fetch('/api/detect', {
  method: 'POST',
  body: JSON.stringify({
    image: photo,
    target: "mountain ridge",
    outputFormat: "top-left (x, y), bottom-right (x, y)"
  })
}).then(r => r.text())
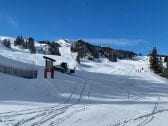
top-left (0, 36), bottom-right (137, 62)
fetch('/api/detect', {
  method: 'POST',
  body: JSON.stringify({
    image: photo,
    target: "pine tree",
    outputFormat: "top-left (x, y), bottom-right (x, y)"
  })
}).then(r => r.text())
top-left (112, 54), bottom-right (117, 62)
top-left (24, 40), bottom-right (29, 49)
top-left (76, 54), bottom-right (80, 64)
top-left (48, 42), bottom-right (60, 55)
top-left (164, 57), bottom-right (168, 77)
top-left (14, 35), bottom-right (24, 46)
top-left (28, 37), bottom-right (36, 53)
top-left (2, 39), bottom-right (11, 48)
top-left (149, 47), bottom-right (163, 73)
top-left (164, 56), bottom-right (168, 63)
top-left (167, 58), bottom-right (168, 70)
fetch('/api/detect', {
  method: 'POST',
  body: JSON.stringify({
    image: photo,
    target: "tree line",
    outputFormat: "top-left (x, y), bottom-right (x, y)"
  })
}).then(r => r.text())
top-left (71, 40), bottom-right (136, 62)
top-left (0, 39), bottom-right (11, 48)
top-left (14, 35), bottom-right (36, 53)
top-left (0, 35), bottom-right (36, 53)
top-left (0, 36), bottom-right (62, 56)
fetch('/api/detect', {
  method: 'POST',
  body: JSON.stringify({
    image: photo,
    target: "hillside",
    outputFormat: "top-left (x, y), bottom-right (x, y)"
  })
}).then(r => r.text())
top-left (71, 40), bottom-right (137, 61)
top-left (0, 36), bottom-right (77, 69)
top-left (0, 36), bottom-right (137, 62)
top-left (0, 36), bottom-right (168, 126)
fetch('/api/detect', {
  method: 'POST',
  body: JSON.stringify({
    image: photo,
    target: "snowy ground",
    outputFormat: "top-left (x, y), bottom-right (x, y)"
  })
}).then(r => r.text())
top-left (0, 43), bottom-right (168, 125)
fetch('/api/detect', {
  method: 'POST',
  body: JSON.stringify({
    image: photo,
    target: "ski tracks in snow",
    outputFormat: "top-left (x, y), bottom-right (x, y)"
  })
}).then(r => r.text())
top-left (110, 101), bottom-right (168, 126)
top-left (0, 79), bottom-right (91, 126)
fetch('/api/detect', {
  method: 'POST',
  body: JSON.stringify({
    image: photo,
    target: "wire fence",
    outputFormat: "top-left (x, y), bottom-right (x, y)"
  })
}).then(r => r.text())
top-left (0, 63), bottom-right (37, 78)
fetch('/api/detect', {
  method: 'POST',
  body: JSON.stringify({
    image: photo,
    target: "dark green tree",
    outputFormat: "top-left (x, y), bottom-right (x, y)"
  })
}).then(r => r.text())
top-left (149, 47), bottom-right (163, 73)
top-left (163, 57), bottom-right (168, 77)
top-left (166, 58), bottom-right (168, 70)
top-left (14, 35), bottom-right (24, 47)
top-left (76, 54), bottom-right (80, 63)
top-left (28, 37), bottom-right (36, 53)
top-left (2, 39), bottom-right (11, 48)
top-left (164, 56), bottom-right (168, 63)
top-left (48, 42), bottom-right (60, 56)
top-left (23, 40), bottom-right (29, 49)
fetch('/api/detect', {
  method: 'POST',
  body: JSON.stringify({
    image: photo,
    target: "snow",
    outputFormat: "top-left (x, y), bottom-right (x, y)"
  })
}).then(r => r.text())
top-left (55, 38), bottom-right (71, 47)
top-left (0, 41), bottom-right (77, 69)
top-left (0, 36), bottom-right (168, 126)
top-left (0, 36), bottom-right (16, 43)
top-left (56, 39), bottom-right (76, 58)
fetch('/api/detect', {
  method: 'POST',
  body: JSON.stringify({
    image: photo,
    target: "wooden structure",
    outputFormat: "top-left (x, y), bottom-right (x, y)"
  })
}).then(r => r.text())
top-left (43, 56), bottom-right (56, 79)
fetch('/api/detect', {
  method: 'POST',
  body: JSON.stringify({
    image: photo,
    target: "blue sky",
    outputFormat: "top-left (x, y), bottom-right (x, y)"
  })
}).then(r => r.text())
top-left (0, 0), bottom-right (167, 54)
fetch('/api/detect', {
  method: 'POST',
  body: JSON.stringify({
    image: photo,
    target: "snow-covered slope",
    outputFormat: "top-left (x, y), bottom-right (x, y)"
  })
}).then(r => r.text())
top-left (55, 39), bottom-right (77, 60)
top-left (0, 36), bottom-right (49, 53)
top-left (0, 37), bottom-right (77, 69)
top-left (55, 38), bottom-right (71, 47)
top-left (0, 36), bottom-right (168, 126)
top-left (0, 36), bottom-right (16, 43)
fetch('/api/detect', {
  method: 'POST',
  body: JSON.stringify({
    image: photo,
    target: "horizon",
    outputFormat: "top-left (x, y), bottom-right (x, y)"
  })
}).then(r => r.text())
top-left (0, 0), bottom-right (167, 55)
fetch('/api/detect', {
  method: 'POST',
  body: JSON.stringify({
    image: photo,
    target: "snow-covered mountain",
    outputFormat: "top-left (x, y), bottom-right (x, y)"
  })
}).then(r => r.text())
top-left (0, 36), bottom-right (137, 62)
top-left (55, 38), bottom-right (71, 47)
top-left (55, 39), bottom-right (77, 60)
top-left (0, 36), bottom-right (168, 126)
